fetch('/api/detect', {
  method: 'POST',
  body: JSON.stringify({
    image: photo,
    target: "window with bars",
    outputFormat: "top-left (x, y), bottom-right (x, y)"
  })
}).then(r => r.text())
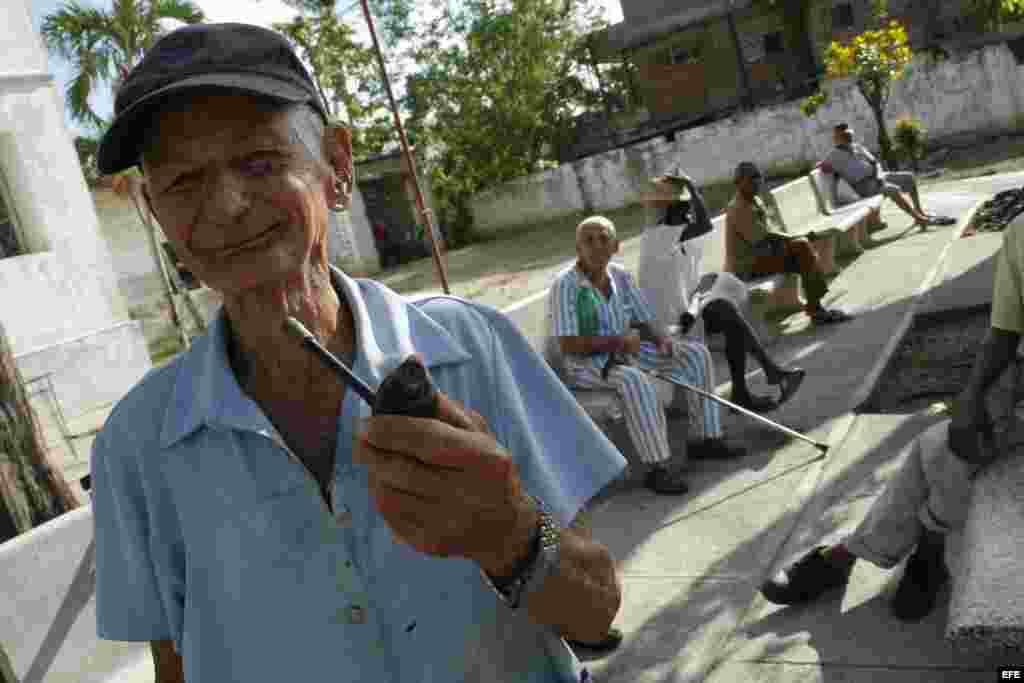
top-left (833, 2), bottom-right (855, 29)
top-left (763, 31), bottom-right (784, 55)
top-left (668, 44), bottom-right (700, 65)
top-left (0, 172), bottom-right (24, 259)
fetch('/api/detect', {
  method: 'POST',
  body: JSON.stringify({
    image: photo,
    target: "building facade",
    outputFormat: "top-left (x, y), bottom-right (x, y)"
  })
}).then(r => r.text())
top-left (0, 0), bottom-right (150, 420)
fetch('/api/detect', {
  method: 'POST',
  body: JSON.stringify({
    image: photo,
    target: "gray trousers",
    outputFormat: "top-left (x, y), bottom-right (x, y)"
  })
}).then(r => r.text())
top-left (854, 171), bottom-right (917, 199)
top-left (845, 420), bottom-right (977, 569)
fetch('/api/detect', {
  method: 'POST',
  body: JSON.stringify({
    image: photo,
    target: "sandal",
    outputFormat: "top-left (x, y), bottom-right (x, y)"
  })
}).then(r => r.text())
top-left (770, 368), bottom-right (806, 410)
top-left (811, 308), bottom-right (853, 325)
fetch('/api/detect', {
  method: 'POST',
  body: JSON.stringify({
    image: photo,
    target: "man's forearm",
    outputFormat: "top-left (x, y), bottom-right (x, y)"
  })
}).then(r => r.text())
top-left (521, 526), bottom-right (621, 643)
top-left (559, 335), bottom-right (627, 355)
top-left (964, 327), bottom-right (1021, 400)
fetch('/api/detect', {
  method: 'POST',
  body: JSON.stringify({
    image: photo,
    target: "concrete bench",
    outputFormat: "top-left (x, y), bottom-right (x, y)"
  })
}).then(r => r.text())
top-left (0, 503), bottom-right (152, 682)
top-left (946, 361), bottom-right (1024, 654)
top-left (809, 168), bottom-right (885, 232)
top-left (770, 175), bottom-right (873, 272)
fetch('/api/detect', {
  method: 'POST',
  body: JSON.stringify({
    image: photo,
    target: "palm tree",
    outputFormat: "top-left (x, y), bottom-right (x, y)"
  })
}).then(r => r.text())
top-left (40, 0), bottom-right (205, 131)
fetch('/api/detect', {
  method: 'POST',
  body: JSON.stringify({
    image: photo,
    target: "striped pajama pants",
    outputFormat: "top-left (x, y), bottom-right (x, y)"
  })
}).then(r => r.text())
top-left (568, 338), bottom-right (722, 465)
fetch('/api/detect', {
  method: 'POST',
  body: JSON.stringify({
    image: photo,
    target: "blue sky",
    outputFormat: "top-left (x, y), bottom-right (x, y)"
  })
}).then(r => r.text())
top-left (29, 0), bottom-right (624, 139)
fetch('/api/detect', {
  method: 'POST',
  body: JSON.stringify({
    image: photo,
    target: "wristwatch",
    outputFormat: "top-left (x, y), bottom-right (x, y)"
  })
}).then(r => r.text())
top-left (481, 495), bottom-right (561, 610)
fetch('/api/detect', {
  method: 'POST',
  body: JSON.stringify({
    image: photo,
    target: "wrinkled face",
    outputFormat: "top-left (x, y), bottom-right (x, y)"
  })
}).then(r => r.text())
top-left (142, 93), bottom-right (347, 296)
top-left (576, 222), bottom-right (618, 273)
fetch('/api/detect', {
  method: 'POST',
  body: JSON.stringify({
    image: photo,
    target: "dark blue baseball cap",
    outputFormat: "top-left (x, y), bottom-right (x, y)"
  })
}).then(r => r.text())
top-left (97, 22), bottom-right (328, 175)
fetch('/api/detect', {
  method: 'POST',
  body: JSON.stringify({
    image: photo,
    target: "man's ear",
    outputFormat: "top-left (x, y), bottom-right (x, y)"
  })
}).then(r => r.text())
top-left (326, 125), bottom-right (354, 180)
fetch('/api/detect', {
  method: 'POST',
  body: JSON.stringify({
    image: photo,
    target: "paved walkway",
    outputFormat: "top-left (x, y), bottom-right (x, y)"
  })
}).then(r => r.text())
top-left (581, 174), bottom-right (1024, 682)
top-left (25, 172), bottom-right (1024, 681)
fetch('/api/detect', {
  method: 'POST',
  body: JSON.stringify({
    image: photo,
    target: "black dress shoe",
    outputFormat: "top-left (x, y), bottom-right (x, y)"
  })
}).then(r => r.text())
top-left (567, 627), bottom-right (624, 655)
top-left (645, 465), bottom-right (690, 495)
top-left (688, 438), bottom-right (747, 460)
top-left (890, 542), bottom-right (950, 621)
top-left (761, 546), bottom-right (854, 605)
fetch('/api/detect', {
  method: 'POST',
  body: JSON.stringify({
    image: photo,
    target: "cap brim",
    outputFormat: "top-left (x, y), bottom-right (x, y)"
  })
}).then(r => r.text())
top-left (97, 73), bottom-right (316, 175)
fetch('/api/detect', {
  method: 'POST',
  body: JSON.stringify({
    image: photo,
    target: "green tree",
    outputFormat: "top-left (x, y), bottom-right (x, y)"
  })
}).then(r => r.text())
top-left (406, 0), bottom-right (607, 247)
top-left (967, 0), bottom-right (1024, 30)
top-left (801, 19), bottom-right (914, 165)
top-left (40, 0), bottom-right (205, 132)
top-left (273, 6), bottom-right (392, 158)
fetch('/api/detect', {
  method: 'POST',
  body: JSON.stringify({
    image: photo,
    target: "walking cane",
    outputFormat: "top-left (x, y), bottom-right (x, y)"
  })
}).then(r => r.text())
top-left (646, 369), bottom-right (830, 454)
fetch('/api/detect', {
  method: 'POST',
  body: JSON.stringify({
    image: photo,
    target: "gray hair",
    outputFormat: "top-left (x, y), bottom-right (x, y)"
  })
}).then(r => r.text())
top-left (576, 215), bottom-right (617, 241)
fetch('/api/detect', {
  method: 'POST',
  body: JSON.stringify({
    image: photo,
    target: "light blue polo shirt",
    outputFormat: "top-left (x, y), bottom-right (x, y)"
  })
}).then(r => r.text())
top-left (91, 268), bottom-right (626, 682)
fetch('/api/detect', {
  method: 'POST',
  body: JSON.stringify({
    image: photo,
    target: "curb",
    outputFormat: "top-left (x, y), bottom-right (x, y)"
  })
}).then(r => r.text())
top-left (702, 197), bottom-right (989, 679)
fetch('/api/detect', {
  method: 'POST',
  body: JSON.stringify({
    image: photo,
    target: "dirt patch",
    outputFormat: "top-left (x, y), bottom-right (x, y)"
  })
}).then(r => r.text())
top-left (858, 305), bottom-right (991, 414)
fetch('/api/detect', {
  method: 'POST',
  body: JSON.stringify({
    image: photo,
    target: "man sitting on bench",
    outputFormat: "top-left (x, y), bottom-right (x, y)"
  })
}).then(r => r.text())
top-left (550, 216), bottom-right (747, 496)
top-left (725, 161), bottom-right (853, 326)
top-left (821, 123), bottom-right (954, 230)
top-left (638, 170), bottom-right (806, 413)
top-left (760, 215), bottom-right (1024, 621)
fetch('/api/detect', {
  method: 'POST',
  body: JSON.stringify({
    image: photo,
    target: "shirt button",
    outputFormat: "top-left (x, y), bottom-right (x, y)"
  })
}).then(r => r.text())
top-left (348, 605), bottom-right (366, 624)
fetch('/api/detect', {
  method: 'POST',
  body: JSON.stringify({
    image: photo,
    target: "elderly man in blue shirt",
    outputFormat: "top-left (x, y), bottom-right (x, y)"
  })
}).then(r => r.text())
top-left (90, 23), bottom-right (625, 682)
top-left (549, 216), bottom-right (748, 497)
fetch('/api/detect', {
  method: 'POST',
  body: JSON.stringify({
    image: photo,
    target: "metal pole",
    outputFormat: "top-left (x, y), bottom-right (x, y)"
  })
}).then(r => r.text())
top-left (357, 0), bottom-right (451, 295)
top-left (648, 370), bottom-right (830, 453)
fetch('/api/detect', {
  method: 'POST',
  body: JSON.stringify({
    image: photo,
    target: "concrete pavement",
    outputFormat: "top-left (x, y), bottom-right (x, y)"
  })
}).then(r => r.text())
top-left (21, 172), bottom-right (1024, 682)
top-left (581, 176), bottom-right (1022, 681)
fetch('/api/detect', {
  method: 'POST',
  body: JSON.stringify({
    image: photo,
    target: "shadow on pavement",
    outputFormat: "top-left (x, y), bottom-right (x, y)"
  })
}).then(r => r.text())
top-left (584, 251), bottom-right (1007, 681)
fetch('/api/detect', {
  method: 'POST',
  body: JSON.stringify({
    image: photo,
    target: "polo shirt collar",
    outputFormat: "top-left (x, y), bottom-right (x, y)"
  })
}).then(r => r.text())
top-left (575, 262), bottom-right (618, 298)
top-left (159, 266), bottom-right (471, 448)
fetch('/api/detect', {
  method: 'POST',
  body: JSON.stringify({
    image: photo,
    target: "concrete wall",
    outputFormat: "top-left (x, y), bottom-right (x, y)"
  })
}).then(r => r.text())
top-left (470, 164), bottom-right (586, 236)
top-left (0, 0), bottom-right (150, 420)
top-left (472, 42), bottom-right (1024, 235)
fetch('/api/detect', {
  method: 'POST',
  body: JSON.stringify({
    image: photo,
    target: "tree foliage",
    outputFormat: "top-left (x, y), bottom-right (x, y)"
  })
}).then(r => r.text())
top-left (40, 0), bottom-right (205, 131)
top-left (801, 19), bottom-right (913, 164)
top-left (967, 0), bottom-right (1024, 30)
top-left (405, 0), bottom-right (607, 247)
top-left (273, 6), bottom-right (393, 158)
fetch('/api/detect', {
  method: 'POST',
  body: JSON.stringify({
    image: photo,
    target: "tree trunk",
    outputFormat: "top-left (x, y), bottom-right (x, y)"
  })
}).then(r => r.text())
top-left (0, 322), bottom-right (82, 545)
top-left (860, 83), bottom-right (894, 167)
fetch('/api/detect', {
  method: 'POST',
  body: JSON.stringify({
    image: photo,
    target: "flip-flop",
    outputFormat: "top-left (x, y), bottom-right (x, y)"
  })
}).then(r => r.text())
top-left (930, 216), bottom-right (956, 226)
top-left (771, 368), bottom-right (806, 410)
top-left (811, 309), bottom-right (854, 325)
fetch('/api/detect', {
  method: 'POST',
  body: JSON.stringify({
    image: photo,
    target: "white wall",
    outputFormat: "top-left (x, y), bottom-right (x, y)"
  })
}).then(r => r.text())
top-left (470, 164), bottom-right (586, 236)
top-left (0, 0), bottom-right (149, 418)
top-left (472, 42), bottom-right (1024, 235)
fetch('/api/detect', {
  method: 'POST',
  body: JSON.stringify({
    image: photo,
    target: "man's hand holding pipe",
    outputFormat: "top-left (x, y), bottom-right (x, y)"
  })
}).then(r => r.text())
top-left (355, 386), bottom-right (539, 578)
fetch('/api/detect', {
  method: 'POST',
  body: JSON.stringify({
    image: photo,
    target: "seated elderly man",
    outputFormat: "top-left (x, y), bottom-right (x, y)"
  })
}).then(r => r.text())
top-left (821, 123), bottom-right (955, 230)
top-left (91, 23), bottom-right (626, 682)
top-left (761, 214), bottom-right (1024, 621)
top-left (725, 161), bottom-right (853, 326)
top-left (549, 215), bottom-right (747, 497)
